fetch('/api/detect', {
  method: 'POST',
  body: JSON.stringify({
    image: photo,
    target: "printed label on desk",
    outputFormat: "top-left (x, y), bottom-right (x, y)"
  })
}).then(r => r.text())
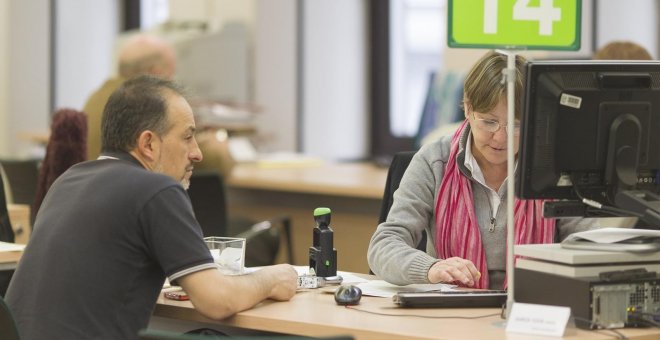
top-left (506, 302), bottom-right (570, 337)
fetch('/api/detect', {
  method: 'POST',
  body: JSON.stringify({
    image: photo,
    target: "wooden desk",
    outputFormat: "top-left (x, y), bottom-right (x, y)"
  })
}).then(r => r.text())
top-left (1, 204), bottom-right (29, 271)
top-left (226, 162), bottom-right (387, 273)
top-left (8, 204), bottom-right (31, 244)
top-left (0, 250), bottom-right (21, 271)
top-left (154, 286), bottom-right (660, 340)
top-left (18, 130), bottom-right (49, 145)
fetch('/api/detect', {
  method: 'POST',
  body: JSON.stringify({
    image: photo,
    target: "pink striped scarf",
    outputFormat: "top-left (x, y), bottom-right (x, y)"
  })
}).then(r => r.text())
top-left (434, 121), bottom-right (555, 289)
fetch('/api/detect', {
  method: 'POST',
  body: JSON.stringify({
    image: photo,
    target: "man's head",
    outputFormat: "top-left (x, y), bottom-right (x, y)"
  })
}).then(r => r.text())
top-left (118, 34), bottom-right (176, 80)
top-left (101, 76), bottom-right (202, 189)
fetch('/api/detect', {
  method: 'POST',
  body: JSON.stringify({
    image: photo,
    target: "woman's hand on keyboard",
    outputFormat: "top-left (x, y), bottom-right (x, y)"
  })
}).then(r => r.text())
top-left (427, 257), bottom-right (481, 287)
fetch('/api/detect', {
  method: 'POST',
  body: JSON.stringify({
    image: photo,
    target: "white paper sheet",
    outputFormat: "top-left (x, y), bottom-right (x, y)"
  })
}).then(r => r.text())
top-left (356, 280), bottom-right (456, 298)
top-left (0, 241), bottom-right (26, 252)
top-left (566, 227), bottom-right (660, 244)
top-left (291, 265), bottom-right (369, 284)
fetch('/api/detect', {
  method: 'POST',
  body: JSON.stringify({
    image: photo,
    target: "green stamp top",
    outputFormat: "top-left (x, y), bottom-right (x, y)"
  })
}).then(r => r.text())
top-left (314, 207), bottom-right (331, 216)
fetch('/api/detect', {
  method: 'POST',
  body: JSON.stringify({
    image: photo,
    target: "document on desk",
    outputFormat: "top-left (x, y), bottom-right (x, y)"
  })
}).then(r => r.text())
top-left (0, 241), bottom-right (25, 252)
top-left (565, 227), bottom-right (660, 243)
top-left (291, 266), bottom-right (369, 284)
top-left (561, 227), bottom-right (660, 252)
top-left (356, 280), bottom-right (456, 298)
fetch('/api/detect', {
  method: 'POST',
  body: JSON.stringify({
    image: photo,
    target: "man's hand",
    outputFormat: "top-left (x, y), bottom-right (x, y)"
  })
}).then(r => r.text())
top-left (261, 264), bottom-right (298, 301)
top-left (179, 264), bottom-right (298, 320)
top-left (427, 257), bottom-right (481, 287)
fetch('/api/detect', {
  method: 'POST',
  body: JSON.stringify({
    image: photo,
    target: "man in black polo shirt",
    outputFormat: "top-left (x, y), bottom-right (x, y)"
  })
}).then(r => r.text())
top-left (6, 76), bottom-right (297, 340)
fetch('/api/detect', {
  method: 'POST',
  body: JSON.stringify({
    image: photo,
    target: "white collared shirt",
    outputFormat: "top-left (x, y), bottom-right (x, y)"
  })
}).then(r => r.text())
top-left (464, 134), bottom-right (503, 218)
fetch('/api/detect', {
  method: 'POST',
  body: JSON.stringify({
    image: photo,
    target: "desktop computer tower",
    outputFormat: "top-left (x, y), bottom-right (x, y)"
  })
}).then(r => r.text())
top-left (514, 268), bottom-right (660, 329)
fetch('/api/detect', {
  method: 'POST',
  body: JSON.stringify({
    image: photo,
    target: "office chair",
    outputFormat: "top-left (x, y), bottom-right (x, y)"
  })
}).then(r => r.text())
top-left (378, 151), bottom-right (416, 225)
top-left (236, 217), bottom-right (294, 267)
top-left (187, 170), bottom-right (229, 237)
top-left (138, 329), bottom-right (353, 340)
top-left (187, 171), bottom-right (294, 266)
top-left (0, 175), bottom-right (15, 243)
top-left (0, 176), bottom-right (16, 297)
top-left (0, 296), bottom-right (20, 340)
top-left (371, 151), bottom-right (426, 273)
top-left (0, 159), bottom-right (40, 206)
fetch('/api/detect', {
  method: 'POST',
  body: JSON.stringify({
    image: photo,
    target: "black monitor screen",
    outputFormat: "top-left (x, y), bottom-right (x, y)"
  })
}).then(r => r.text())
top-left (516, 60), bottom-right (660, 217)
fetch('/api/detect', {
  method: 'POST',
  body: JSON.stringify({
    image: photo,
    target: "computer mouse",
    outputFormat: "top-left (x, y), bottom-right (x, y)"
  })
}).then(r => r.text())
top-left (334, 285), bottom-right (362, 305)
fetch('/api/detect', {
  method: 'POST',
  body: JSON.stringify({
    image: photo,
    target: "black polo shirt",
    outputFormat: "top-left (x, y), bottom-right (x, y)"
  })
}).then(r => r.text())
top-left (6, 152), bottom-right (215, 340)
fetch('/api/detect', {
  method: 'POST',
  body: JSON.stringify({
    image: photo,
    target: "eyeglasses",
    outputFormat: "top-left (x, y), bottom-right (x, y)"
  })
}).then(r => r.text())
top-left (471, 112), bottom-right (521, 136)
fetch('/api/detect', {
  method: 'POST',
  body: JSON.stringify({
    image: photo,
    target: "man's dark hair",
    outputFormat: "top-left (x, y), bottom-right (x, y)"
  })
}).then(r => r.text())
top-left (101, 75), bottom-right (186, 153)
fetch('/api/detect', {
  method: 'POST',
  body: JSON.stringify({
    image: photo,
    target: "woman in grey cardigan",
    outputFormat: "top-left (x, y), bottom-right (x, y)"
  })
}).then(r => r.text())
top-left (368, 51), bottom-right (595, 290)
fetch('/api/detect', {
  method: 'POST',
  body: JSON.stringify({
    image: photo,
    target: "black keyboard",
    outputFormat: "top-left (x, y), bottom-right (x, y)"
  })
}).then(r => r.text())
top-left (393, 290), bottom-right (507, 308)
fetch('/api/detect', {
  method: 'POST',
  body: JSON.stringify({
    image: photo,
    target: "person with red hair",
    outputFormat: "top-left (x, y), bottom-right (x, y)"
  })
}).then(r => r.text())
top-left (31, 108), bottom-right (87, 223)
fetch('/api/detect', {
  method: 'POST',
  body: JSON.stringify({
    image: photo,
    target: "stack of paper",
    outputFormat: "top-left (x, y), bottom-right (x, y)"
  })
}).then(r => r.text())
top-left (561, 228), bottom-right (660, 253)
top-left (514, 229), bottom-right (660, 278)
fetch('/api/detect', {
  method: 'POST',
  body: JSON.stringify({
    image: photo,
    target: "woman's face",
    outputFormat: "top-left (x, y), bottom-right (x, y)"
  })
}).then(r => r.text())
top-left (466, 97), bottom-right (520, 168)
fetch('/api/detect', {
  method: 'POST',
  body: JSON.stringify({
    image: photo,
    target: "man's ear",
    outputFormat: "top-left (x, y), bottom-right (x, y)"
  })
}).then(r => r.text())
top-left (136, 130), bottom-right (159, 162)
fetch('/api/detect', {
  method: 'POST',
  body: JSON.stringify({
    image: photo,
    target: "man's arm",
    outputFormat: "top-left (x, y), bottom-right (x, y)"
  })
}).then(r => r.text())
top-left (177, 264), bottom-right (298, 320)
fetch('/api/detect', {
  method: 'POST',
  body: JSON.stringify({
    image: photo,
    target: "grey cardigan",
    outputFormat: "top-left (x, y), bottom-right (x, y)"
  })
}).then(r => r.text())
top-left (367, 127), bottom-right (597, 288)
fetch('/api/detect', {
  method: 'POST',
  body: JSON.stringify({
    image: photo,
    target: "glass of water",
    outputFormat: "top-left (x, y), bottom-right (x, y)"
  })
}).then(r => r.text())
top-left (204, 237), bottom-right (246, 275)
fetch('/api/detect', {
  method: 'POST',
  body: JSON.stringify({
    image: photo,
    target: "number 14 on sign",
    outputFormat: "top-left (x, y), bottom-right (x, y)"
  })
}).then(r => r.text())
top-left (484, 0), bottom-right (562, 36)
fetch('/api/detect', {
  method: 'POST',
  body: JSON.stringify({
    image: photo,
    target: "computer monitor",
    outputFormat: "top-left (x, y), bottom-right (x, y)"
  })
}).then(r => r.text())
top-left (516, 60), bottom-right (660, 226)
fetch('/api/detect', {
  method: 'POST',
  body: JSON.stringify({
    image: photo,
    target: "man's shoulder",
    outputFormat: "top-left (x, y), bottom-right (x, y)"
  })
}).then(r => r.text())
top-left (114, 161), bottom-right (177, 184)
top-left (82, 159), bottom-right (181, 194)
top-left (83, 77), bottom-right (125, 113)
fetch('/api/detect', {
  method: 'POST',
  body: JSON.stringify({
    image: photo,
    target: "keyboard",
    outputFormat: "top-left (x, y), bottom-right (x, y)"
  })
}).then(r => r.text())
top-left (393, 290), bottom-right (507, 308)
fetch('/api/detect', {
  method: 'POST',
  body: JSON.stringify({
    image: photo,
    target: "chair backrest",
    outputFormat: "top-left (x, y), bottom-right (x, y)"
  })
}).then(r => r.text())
top-left (138, 329), bottom-right (223, 340)
top-left (378, 151), bottom-right (416, 224)
top-left (0, 159), bottom-right (40, 206)
top-left (187, 171), bottom-right (294, 265)
top-left (187, 171), bottom-right (229, 237)
top-left (0, 174), bottom-right (15, 243)
top-left (377, 151), bottom-right (426, 251)
top-left (237, 220), bottom-right (280, 267)
top-left (0, 296), bottom-right (20, 340)
top-left (372, 151), bottom-right (424, 274)
top-left (138, 329), bottom-right (353, 340)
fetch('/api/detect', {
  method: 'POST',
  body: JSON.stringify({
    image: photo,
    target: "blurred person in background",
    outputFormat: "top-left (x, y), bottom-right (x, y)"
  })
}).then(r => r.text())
top-left (83, 33), bottom-right (234, 177)
top-left (593, 40), bottom-right (653, 60)
top-left (31, 109), bottom-right (87, 223)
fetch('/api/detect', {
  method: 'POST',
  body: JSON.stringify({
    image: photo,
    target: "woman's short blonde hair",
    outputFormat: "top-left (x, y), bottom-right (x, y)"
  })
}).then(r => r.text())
top-left (461, 51), bottom-right (527, 119)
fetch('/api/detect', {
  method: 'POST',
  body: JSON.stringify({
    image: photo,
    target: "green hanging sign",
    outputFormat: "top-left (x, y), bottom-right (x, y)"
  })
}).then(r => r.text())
top-left (448, 0), bottom-right (581, 50)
